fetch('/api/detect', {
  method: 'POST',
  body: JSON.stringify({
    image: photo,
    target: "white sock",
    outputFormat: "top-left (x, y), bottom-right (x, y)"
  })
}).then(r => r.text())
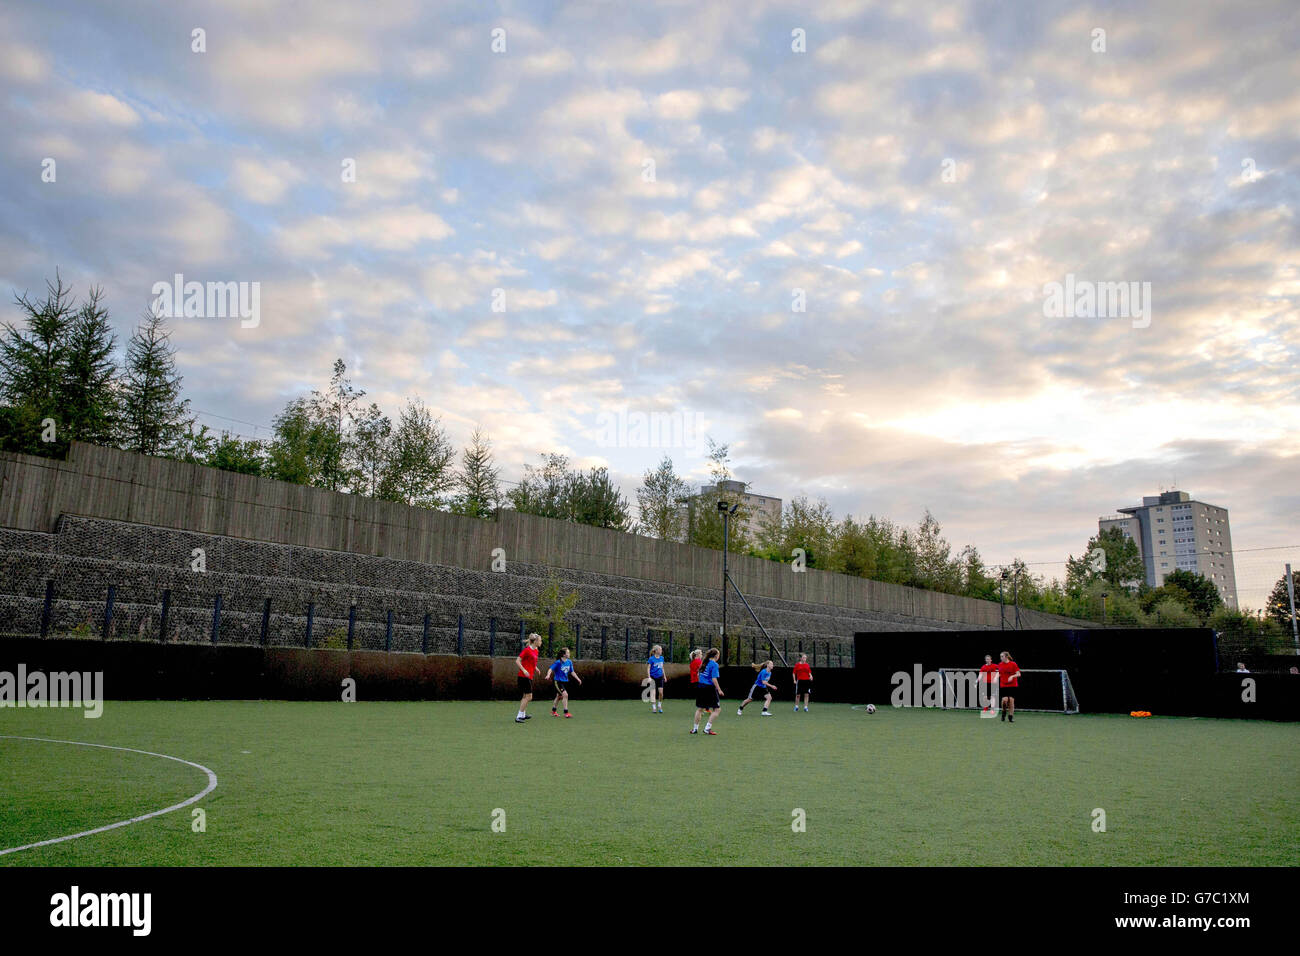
top-left (517, 711), bottom-right (524, 719)
top-left (704, 722), bottom-right (712, 731)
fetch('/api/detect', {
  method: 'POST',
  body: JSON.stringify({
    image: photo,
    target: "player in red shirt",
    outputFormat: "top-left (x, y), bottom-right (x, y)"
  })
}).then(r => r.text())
top-left (689, 648), bottom-right (703, 685)
top-left (514, 633), bottom-right (543, 723)
top-left (792, 653), bottom-right (813, 712)
top-left (997, 650), bottom-right (1021, 723)
top-left (978, 654), bottom-right (999, 713)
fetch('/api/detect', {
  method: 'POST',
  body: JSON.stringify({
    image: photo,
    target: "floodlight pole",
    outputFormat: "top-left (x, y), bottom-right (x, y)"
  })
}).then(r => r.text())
top-left (721, 503), bottom-right (730, 664)
top-left (1287, 563), bottom-right (1299, 653)
top-left (998, 572), bottom-right (1007, 630)
top-left (1013, 569), bottom-right (1022, 630)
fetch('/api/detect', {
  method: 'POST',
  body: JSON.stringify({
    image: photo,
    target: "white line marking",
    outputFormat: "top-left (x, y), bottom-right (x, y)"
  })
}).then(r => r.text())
top-left (0, 735), bottom-right (218, 857)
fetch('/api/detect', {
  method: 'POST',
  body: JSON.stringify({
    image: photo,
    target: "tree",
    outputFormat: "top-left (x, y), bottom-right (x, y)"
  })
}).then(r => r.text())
top-left (377, 399), bottom-right (456, 508)
top-left (349, 402), bottom-right (392, 497)
top-left (567, 466), bottom-right (633, 531)
top-left (686, 439), bottom-right (752, 553)
top-left (509, 453), bottom-right (572, 519)
top-left (1147, 596), bottom-right (1199, 628)
top-left (1210, 606), bottom-right (1290, 659)
top-left (0, 273), bottom-right (77, 454)
top-left (1264, 569), bottom-right (1300, 630)
top-left (914, 510), bottom-right (962, 592)
top-left (958, 545), bottom-right (998, 601)
top-left (205, 432), bottom-right (266, 476)
top-left (59, 287), bottom-right (119, 446)
top-left (452, 426), bottom-right (501, 518)
top-left (120, 309), bottom-right (191, 457)
top-left (266, 397), bottom-right (325, 485)
top-left (758, 495), bottom-right (835, 569)
top-left (636, 455), bottom-right (690, 540)
top-left (309, 359), bottom-right (363, 492)
top-left (1161, 569), bottom-right (1223, 622)
top-left (524, 572), bottom-right (580, 653)
top-left (1065, 526), bottom-right (1144, 592)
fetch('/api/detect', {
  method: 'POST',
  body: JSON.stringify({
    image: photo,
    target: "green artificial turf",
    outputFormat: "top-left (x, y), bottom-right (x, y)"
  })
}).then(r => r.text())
top-left (2, 700), bottom-right (1297, 866)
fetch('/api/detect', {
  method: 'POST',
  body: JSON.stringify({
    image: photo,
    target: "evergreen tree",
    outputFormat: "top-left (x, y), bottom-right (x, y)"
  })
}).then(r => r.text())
top-left (119, 309), bottom-right (191, 457)
top-left (453, 426), bottom-right (501, 518)
top-left (0, 273), bottom-right (77, 453)
top-left (568, 466), bottom-right (633, 531)
top-left (60, 286), bottom-right (120, 446)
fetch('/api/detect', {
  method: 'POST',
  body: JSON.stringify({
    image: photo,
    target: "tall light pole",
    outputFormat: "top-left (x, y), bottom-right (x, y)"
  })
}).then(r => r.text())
top-left (999, 569), bottom-right (1008, 630)
top-left (719, 500), bottom-right (737, 663)
top-left (1287, 563), bottom-right (1299, 653)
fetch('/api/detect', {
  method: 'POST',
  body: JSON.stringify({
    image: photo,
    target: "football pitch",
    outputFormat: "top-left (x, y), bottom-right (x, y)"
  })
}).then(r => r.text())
top-left (2, 700), bottom-right (1297, 867)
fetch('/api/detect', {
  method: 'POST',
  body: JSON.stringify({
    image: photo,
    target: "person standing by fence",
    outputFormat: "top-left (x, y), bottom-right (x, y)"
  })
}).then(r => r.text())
top-left (515, 633), bottom-right (542, 723)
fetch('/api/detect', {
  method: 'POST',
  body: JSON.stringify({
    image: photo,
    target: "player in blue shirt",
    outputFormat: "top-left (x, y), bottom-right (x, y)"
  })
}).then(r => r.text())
top-left (692, 648), bottom-right (724, 735)
top-left (647, 644), bottom-right (666, 714)
top-left (738, 660), bottom-right (777, 716)
top-left (545, 647), bottom-right (582, 718)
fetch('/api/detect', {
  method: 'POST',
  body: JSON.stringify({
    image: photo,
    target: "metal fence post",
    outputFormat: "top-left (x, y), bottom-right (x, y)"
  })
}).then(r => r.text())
top-left (385, 610), bottom-right (393, 651)
top-left (548, 622), bottom-right (555, 656)
top-left (261, 597), bottom-right (271, 645)
top-left (305, 602), bottom-right (314, 648)
top-left (600, 625), bottom-right (607, 660)
top-left (668, 631), bottom-right (673, 662)
top-left (457, 614), bottom-right (464, 656)
top-left (40, 579), bottom-right (54, 638)
top-left (624, 627), bottom-right (630, 661)
top-left (210, 594), bottom-right (222, 644)
top-left (159, 589), bottom-right (171, 643)
top-left (423, 613), bottom-right (431, 654)
top-left (347, 605), bottom-right (356, 650)
top-left (574, 623), bottom-right (581, 659)
top-left (102, 586), bottom-right (115, 640)
top-left (489, 617), bottom-right (497, 657)
top-left (519, 620), bottom-right (526, 647)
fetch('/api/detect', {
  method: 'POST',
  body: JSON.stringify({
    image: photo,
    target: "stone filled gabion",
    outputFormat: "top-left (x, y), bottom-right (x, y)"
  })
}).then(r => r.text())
top-left (0, 516), bottom-right (986, 660)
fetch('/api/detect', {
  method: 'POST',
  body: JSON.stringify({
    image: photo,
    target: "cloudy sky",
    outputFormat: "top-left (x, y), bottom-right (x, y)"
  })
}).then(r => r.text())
top-left (2, 0), bottom-right (1297, 609)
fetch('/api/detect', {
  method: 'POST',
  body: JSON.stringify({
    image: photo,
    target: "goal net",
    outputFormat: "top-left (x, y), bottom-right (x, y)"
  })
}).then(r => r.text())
top-left (936, 668), bottom-right (1080, 714)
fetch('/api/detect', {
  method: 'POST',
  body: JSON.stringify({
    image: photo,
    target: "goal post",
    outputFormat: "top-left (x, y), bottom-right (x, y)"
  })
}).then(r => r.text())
top-left (937, 668), bottom-right (1080, 714)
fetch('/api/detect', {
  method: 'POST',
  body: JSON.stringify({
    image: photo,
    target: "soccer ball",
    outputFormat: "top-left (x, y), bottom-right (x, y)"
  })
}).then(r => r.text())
top-left (865, 703), bottom-right (876, 714)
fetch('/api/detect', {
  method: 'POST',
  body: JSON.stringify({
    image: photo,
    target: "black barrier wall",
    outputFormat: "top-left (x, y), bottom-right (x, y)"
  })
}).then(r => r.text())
top-left (0, 639), bottom-right (868, 704)
top-left (854, 628), bottom-right (1300, 720)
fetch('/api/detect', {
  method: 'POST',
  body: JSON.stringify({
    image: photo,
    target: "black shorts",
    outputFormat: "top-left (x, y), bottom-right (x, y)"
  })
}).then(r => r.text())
top-left (695, 685), bottom-right (719, 709)
top-left (1001, 685), bottom-right (1017, 698)
top-left (553, 680), bottom-right (570, 694)
top-left (795, 680), bottom-right (812, 696)
top-left (748, 684), bottom-right (770, 700)
top-left (517, 676), bottom-right (533, 696)
top-left (652, 676), bottom-right (665, 691)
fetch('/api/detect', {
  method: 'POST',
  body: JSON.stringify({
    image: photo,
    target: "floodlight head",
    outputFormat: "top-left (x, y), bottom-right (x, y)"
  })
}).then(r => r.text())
top-left (1000, 569), bottom-right (1010, 580)
top-left (717, 500), bottom-right (729, 512)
